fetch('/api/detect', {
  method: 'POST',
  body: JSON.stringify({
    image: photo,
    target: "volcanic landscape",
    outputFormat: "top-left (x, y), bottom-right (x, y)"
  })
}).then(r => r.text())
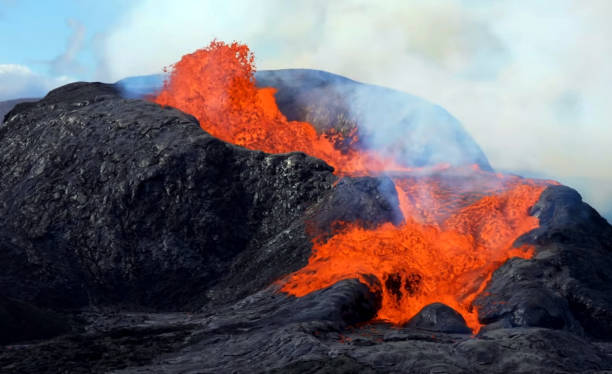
top-left (1, 41), bottom-right (611, 373)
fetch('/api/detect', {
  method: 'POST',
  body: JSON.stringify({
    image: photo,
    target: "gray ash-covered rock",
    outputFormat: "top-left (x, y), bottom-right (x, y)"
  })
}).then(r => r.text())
top-left (204, 278), bottom-right (381, 333)
top-left (0, 312), bottom-right (197, 373)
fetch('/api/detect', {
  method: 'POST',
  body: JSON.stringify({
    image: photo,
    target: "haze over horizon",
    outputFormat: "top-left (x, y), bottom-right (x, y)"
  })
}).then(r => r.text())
top-left (1, 0), bottom-right (610, 220)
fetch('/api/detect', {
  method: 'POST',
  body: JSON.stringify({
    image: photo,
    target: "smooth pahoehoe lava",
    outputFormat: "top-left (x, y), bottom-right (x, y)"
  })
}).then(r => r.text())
top-left (152, 40), bottom-right (554, 332)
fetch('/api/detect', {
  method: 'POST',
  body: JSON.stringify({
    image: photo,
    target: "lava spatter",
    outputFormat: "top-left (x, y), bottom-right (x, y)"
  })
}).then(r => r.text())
top-left (282, 174), bottom-right (548, 332)
top-left (153, 40), bottom-right (554, 332)
top-left (153, 40), bottom-right (408, 176)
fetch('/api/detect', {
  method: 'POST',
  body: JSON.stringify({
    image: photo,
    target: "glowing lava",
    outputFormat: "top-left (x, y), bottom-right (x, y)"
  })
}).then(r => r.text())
top-left (153, 41), bottom-right (555, 332)
top-left (282, 173), bottom-right (548, 331)
top-left (153, 40), bottom-right (409, 176)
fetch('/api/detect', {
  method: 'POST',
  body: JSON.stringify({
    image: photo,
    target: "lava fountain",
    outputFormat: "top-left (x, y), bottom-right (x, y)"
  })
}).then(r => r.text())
top-left (153, 41), bottom-right (408, 176)
top-left (153, 41), bottom-right (555, 332)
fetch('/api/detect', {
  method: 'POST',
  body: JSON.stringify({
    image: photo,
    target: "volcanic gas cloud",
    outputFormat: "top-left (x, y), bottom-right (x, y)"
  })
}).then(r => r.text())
top-left (153, 41), bottom-right (554, 332)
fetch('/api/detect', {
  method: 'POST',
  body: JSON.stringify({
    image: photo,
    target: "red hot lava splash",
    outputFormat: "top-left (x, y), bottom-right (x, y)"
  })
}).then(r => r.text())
top-left (153, 41), bottom-right (554, 332)
top-left (154, 41), bottom-right (408, 176)
top-left (283, 173), bottom-right (547, 332)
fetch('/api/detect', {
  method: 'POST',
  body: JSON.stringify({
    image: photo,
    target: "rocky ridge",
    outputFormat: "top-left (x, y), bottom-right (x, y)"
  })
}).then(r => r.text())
top-left (0, 82), bottom-right (611, 373)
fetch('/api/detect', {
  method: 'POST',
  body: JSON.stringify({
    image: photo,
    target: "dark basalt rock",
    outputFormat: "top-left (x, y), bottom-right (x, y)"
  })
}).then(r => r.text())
top-left (274, 278), bottom-right (382, 327)
top-left (454, 328), bottom-right (611, 374)
top-left (5, 279), bottom-right (610, 374)
top-left (0, 314), bottom-right (196, 374)
top-left (0, 81), bottom-right (341, 311)
top-left (205, 278), bottom-right (382, 332)
top-left (0, 98), bottom-right (38, 123)
top-left (267, 356), bottom-right (377, 374)
top-left (0, 82), bottom-right (399, 338)
top-left (0, 296), bottom-right (72, 345)
top-left (405, 302), bottom-right (472, 334)
top-left (4, 309), bottom-right (610, 373)
top-left (476, 185), bottom-right (612, 339)
top-left (308, 176), bottom-right (403, 235)
top-left (199, 178), bottom-right (401, 307)
top-left (1, 81), bottom-right (612, 372)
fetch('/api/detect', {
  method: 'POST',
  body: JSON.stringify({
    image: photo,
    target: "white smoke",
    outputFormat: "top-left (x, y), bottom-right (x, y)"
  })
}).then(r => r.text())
top-left (49, 19), bottom-right (87, 76)
top-left (0, 64), bottom-right (71, 101)
top-left (99, 0), bottom-right (612, 219)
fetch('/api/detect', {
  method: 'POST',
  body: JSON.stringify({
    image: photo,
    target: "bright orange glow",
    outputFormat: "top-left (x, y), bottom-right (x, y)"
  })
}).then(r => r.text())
top-left (282, 174), bottom-right (548, 332)
top-left (152, 41), bottom-right (555, 333)
top-left (153, 40), bottom-right (410, 176)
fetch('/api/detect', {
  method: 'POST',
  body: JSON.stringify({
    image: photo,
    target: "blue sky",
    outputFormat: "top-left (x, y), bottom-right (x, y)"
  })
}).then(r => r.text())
top-left (0, 0), bottom-right (130, 79)
top-left (0, 0), bottom-right (610, 219)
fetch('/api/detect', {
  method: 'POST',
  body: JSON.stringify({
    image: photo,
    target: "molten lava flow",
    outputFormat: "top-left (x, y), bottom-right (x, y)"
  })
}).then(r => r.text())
top-left (282, 175), bottom-right (548, 332)
top-left (153, 40), bottom-right (409, 175)
top-left (153, 40), bottom-right (555, 333)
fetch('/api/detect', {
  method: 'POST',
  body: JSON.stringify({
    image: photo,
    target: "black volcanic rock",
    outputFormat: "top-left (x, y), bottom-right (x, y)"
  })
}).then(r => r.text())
top-left (273, 278), bottom-right (382, 327)
top-left (1, 81), bottom-right (612, 373)
top-left (205, 278), bottom-right (382, 332)
top-left (406, 302), bottom-right (471, 334)
top-left (0, 82), bottom-right (341, 311)
top-left (476, 185), bottom-right (612, 339)
top-left (200, 177), bottom-right (402, 307)
top-left (3, 306), bottom-right (611, 373)
top-left (308, 176), bottom-right (403, 234)
top-left (0, 98), bottom-right (38, 123)
top-left (0, 82), bottom-right (399, 323)
top-left (0, 296), bottom-right (72, 345)
top-left (454, 328), bottom-right (611, 373)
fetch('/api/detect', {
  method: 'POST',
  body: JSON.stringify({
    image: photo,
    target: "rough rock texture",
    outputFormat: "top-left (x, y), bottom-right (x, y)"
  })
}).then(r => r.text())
top-left (202, 175), bottom-right (402, 307)
top-left (405, 302), bottom-right (472, 334)
top-left (309, 176), bottom-right (402, 233)
top-left (476, 185), bottom-right (612, 339)
top-left (0, 98), bottom-right (38, 122)
top-left (0, 82), bottom-right (337, 311)
top-left (0, 297), bottom-right (72, 345)
top-left (0, 313), bottom-right (197, 373)
top-left (0, 82), bottom-right (398, 328)
top-left (2, 288), bottom-right (611, 373)
top-left (2, 82), bottom-right (612, 373)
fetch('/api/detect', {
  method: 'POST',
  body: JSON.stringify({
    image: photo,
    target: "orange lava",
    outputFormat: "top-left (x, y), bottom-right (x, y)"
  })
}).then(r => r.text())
top-left (152, 41), bottom-right (554, 333)
top-left (153, 41), bottom-right (408, 176)
top-left (282, 173), bottom-right (548, 332)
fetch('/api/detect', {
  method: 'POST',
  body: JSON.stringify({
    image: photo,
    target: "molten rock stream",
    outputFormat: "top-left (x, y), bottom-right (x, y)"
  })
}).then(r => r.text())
top-left (153, 41), bottom-right (553, 332)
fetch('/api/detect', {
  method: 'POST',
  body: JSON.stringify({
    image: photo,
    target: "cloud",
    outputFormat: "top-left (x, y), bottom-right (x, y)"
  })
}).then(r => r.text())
top-left (0, 64), bottom-right (72, 100)
top-left (97, 0), bottom-right (509, 80)
top-left (49, 19), bottom-right (87, 76)
top-left (99, 0), bottom-right (612, 216)
top-left (0, 18), bottom-right (84, 101)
